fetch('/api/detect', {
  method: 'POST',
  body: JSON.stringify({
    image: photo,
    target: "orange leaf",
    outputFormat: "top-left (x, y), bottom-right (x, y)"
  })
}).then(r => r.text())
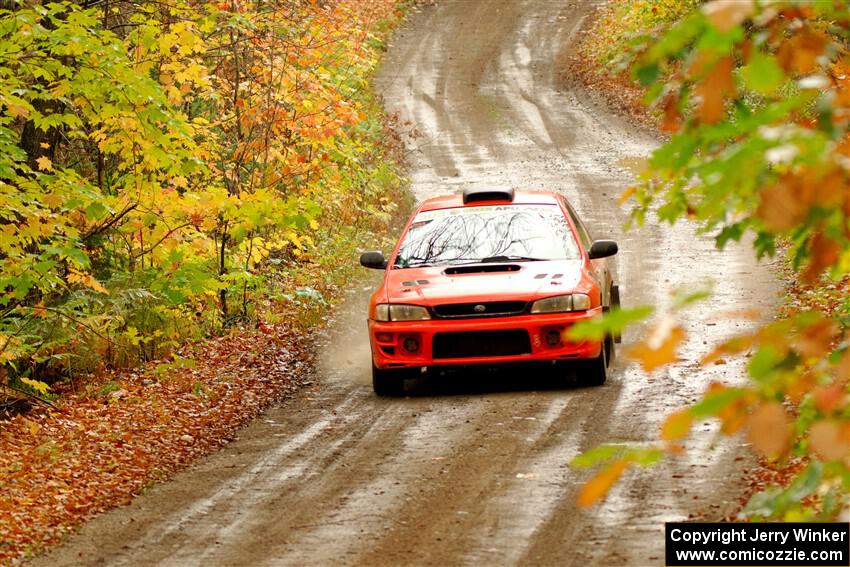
top-left (618, 186), bottom-right (636, 205)
top-left (577, 459), bottom-right (630, 508)
top-left (701, 333), bottom-right (756, 365)
top-left (794, 315), bottom-right (839, 359)
top-left (746, 401), bottom-right (791, 459)
top-left (626, 318), bottom-right (685, 373)
top-left (802, 232), bottom-right (841, 283)
top-left (755, 175), bottom-right (810, 232)
top-left (812, 383), bottom-right (847, 415)
top-left (696, 56), bottom-right (736, 124)
top-left (808, 421), bottom-right (850, 462)
top-left (702, 0), bottom-right (755, 33)
top-left (777, 28), bottom-right (827, 74)
top-left (661, 94), bottom-right (682, 133)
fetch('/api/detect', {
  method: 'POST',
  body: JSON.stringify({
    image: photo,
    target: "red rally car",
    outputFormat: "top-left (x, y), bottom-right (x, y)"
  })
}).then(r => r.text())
top-left (360, 188), bottom-right (620, 396)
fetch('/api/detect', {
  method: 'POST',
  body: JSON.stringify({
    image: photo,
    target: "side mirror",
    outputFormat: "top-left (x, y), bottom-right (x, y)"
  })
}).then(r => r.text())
top-left (588, 240), bottom-right (618, 260)
top-left (360, 251), bottom-right (387, 269)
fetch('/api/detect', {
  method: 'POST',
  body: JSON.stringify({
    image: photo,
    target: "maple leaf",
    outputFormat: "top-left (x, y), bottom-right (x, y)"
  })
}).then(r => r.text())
top-left (35, 156), bottom-right (53, 171)
top-left (67, 269), bottom-right (109, 294)
top-left (20, 377), bottom-right (51, 396)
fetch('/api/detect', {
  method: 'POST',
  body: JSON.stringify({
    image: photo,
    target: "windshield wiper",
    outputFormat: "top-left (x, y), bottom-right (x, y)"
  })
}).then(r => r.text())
top-left (434, 255), bottom-right (548, 266)
top-left (480, 255), bottom-right (547, 263)
top-left (398, 256), bottom-right (547, 268)
top-left (394, 261), bottom-right (434, 269)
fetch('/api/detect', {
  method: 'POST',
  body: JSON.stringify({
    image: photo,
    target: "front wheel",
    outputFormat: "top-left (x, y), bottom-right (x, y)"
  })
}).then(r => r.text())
top-left (372, 366), bottom-right (414, 396)
top-left (611, 284), bottom-right (622, 344)
top-left (578, 335), bottom-right (611, 386)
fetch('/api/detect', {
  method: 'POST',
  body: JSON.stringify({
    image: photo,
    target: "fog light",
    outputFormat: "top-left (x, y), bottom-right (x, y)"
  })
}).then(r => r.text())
top-left (376, 332), bottom-right (393, 343)
top-left (545, 329), bottom-right (561, 346)
top-left (402, 337), bottom-right (420, 352)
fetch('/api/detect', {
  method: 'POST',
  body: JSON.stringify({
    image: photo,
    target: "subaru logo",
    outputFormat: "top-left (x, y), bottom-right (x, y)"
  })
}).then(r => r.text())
top-left (474, 304), bottom-right (486, 313)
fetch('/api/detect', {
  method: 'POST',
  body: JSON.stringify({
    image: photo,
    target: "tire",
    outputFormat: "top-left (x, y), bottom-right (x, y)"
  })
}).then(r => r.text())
top-left (372, 365), bottom-right (411, 397)
top-left (611, 284), bottom-right (622, 344)
top-left (579, 335), bottom-right (610, 386)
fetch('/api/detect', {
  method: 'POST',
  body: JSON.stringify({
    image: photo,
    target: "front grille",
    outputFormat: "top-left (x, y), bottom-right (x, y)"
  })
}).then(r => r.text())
top-left (432, 330), bottom-right (531, 359)
top-left (432, 301), bottom-right (527, 319)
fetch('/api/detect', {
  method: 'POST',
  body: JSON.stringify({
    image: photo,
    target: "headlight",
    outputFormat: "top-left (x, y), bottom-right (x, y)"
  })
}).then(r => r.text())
top-left (530, 293), bottom-right (591, 313)
top-left (374, 303), bottom-right (431, 321)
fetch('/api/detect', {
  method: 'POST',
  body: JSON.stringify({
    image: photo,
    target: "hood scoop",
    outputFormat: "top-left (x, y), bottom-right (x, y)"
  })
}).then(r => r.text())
top-left (444, 264), bottom-right (521, 275)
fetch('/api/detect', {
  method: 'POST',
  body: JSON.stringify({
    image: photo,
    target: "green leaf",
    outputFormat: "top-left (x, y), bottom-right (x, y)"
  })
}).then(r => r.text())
top-left (567, 305), bottom-right (653, 341)
top-left (85, 201), bottom-right (109, 220)
top-left (741, 52), bottom-right (784, 95)
top-left (635, 63), bottom-right (660, 87)
top-left (570, 443), bottom-right (628, 468)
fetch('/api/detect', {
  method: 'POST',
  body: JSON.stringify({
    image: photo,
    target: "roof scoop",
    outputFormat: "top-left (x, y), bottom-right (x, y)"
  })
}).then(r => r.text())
top-left (462, 187), bottom-right (514, 204)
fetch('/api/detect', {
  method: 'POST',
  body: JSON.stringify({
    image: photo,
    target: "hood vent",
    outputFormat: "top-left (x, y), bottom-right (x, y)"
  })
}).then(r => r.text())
top-left (444, 264), bottom-right (521, 275)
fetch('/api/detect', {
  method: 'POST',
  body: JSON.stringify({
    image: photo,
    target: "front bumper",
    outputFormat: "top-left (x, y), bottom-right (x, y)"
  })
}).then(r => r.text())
top-left (368, 307), bottom-right (603, 369)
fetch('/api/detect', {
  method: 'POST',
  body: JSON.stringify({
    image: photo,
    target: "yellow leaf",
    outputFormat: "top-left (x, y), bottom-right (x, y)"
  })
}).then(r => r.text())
top-left (20, 376), bottom-right (50, 396)
top-left (8, 103), bottom-right (28, 118)
top-left (68, 269), bottom-right (109, 294)
top-left (577, 459), bottom-right (630, 508)
top-left (39, 142), bottom-right (50, 149)
top-left (286, 231), bottom-right (302, 249)
top-left (746, 402), bottom-right (790, 459)
top-left (24, 418), bottom-right (40, 435)
top-left (661, 410), bottom-right (693, 441)
top-left (35, 156), bottom-right (53, 171)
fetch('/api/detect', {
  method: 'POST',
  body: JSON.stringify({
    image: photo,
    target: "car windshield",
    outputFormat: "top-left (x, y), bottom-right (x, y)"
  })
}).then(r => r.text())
top-left (393, 204), bottom-right (580, 268)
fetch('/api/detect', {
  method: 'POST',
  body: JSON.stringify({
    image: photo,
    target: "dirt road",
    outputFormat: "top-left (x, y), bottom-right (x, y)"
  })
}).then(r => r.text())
top-left (34, 1), bottom-right (777, 565)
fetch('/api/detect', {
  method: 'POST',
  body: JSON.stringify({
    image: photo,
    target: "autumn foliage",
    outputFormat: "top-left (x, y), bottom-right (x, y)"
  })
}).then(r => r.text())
top-left (572, 0), bottom-right (850, 520)
top-left (0, 0), bottom-right (407, 402)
